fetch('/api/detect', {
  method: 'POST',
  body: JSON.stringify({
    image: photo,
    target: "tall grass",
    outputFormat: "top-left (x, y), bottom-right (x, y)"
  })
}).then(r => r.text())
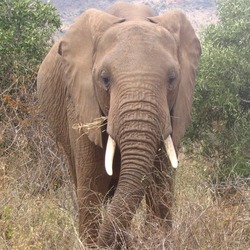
top-left (0, 106), bottom-right (249, 249)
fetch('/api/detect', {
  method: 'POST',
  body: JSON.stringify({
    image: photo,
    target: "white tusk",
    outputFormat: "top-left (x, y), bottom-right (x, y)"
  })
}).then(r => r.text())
top-left (105, 136), bottom-right (116, 176)
top-left (164, 135), bottom-right (178, 168)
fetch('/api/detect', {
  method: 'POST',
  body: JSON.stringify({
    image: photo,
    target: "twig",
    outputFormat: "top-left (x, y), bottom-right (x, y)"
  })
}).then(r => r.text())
top-left (72, 116), bottom-right (107, 133)
top-left (241, 98), bottom-right (250, 103)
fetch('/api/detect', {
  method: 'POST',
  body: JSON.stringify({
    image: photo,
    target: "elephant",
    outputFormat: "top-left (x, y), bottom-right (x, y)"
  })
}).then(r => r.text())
top-left (37, 2), bottom-right (201, 248)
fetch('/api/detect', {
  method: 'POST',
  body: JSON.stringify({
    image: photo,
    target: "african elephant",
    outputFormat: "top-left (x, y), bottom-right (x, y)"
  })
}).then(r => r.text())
top-left (37, 2), bottom-right (201, 248)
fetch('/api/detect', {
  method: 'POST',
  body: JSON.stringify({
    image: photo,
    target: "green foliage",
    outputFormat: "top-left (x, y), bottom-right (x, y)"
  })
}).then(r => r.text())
top-left (187, 0), bottom-right (250, 183)
top-left (0, 0), bottom-right (61, 90)
top-left (0, 0), bottom-right (60, 153)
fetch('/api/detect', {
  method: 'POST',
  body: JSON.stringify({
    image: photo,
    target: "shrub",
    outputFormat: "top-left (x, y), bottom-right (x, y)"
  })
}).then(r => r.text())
top-left (0, 0), bottom-right (60, 148)
top-left (187, 0), bottom-right (250, 184)
top-left (0, 0), bottom-right (62, 197)
top-left (0, 0), bottom-right (61, 91)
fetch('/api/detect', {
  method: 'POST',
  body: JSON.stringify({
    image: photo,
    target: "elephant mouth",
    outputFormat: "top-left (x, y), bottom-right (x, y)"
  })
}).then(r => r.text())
top-left (105, 134), bottom-right (178, 176)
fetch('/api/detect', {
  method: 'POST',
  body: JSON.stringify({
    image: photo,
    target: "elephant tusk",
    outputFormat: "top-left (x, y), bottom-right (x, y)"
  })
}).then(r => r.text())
top-left (105, 136), bottom-right (116, 176)
top-left (164, 135), bottom-right (178, 168)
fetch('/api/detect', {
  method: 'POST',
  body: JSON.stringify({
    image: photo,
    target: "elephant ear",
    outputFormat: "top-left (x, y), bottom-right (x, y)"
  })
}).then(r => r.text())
top-left (149, 9), bottom-right (201, 149)
top-left (58, 9), bottom-right (124, 147)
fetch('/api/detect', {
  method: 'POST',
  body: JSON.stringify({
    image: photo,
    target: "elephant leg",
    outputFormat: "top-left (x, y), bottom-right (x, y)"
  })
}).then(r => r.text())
top-left (66, 99), bottom-right (111, 245)
top-left (75, 136), bottom-right (111, 246)
top-left (146, 151), bottom-right (176, 229)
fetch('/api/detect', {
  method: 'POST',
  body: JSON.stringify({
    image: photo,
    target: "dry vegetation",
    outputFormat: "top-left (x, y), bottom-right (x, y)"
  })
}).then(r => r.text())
top-left (0, 0), bottom-right (249, 248)
top-left (0, 98), bottom-right (249, 249)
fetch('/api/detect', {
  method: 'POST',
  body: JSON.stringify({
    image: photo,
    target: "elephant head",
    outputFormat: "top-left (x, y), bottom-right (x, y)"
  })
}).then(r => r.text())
top-left (37, 2), bottom-right (201, 248)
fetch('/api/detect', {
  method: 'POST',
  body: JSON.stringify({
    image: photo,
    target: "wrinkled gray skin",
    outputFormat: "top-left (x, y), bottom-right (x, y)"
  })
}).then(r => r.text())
top-left (37, 2), bottom-right (201, 248)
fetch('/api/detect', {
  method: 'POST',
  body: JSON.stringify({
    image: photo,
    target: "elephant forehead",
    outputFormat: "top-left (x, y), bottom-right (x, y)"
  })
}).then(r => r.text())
top-left (98, 21), bottom-right (176, 52)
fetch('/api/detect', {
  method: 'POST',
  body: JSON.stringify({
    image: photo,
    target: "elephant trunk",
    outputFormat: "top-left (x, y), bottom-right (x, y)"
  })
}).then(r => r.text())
top-left (99, 85), bottom-right (168, 246)
top-left (99, 130), bottom-right (158, 246)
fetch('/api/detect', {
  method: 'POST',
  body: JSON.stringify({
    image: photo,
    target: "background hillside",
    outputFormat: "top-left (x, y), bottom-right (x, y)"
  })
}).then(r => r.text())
top-left (42, 0), bottom-right (218, 31)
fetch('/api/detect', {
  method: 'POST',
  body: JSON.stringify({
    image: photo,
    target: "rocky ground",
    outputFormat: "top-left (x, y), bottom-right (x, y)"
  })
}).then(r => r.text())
top-left (42, 0), bottom-right (218, 32)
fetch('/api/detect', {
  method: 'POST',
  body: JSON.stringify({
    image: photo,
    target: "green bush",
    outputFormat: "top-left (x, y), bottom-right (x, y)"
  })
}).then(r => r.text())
top-left (187, 0), bottom-right (250, 183)
top-left (0, 0), bottom-right (61, 91)
top-left (0, 0), bottom-right (60, 153)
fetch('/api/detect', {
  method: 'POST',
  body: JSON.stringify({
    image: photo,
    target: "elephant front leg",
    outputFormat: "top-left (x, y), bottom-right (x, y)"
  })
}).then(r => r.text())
top-left (77, 165), bottom-right (112, 246)
top-left (75, 138), bottom-right (112, 246)
top-left (146, 153), bottom-right (176, 229)
top-left (77, 185), bottom-right (102, 245)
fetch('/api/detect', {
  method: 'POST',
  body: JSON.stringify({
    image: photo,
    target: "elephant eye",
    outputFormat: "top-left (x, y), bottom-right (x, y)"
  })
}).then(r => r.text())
top-left (168, 71), bottom-right (176, 87)
top-left (101, 70), bottom-right (110, 89)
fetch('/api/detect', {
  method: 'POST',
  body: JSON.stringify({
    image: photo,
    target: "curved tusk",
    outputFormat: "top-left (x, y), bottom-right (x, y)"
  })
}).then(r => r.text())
top-left (164, 135), bottom-right (178, 168)
top-left (105, 136), bottom-right (116, 176)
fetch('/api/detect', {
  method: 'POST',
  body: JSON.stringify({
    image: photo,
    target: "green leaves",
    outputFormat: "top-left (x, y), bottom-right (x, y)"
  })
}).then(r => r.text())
top-left (0, 0), bottom-right (61, 90)
top-left (187, 0), bottom-right (250, 182)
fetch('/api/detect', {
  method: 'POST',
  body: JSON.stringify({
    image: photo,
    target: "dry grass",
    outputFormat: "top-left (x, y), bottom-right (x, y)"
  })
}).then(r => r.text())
top-left (0, 96), bottom-right (249, 249)
top-left (72, 117), bottom-right (107, 133)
